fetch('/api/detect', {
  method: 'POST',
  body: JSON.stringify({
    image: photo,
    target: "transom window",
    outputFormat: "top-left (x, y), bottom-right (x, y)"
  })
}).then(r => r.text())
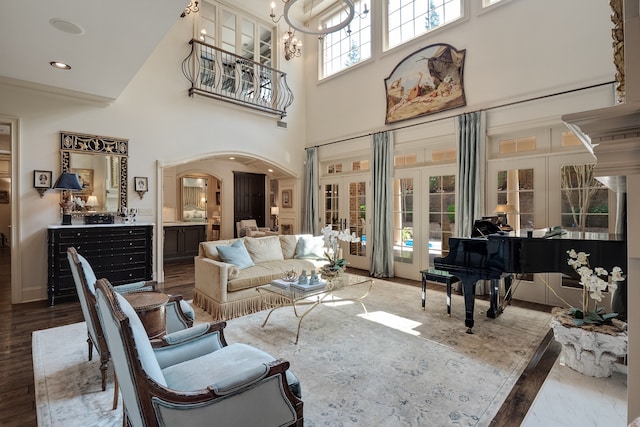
top-left (387, 0), bottom-right (463, 50)
top-left (321, 0), bottom-right (371, 78)
top-left (482, 0), bottom-right (504, 7)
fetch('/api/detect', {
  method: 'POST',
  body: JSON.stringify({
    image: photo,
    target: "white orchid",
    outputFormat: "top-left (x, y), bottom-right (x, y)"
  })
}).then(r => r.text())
top-left (566, 249), bottom-right (624, 326)
top-left (321, 224), bottom-right (360, 268)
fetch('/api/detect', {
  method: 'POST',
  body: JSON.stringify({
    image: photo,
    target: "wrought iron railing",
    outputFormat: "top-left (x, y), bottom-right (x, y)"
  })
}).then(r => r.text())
top-left (182, 39), bottom-right (294, 118)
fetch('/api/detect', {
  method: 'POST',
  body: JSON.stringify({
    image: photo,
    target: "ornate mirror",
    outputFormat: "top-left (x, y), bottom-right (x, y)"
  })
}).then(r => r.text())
top-left (60, 131), bottom-right (128, 213)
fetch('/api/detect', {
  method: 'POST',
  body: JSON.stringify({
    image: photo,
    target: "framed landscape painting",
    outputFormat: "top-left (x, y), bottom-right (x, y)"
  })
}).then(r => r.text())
top-left (384, 43), bottom-right (466, 124)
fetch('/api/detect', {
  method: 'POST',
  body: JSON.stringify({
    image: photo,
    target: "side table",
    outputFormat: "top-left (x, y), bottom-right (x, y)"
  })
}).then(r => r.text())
top-left (123, 291), bottom-right (169, 339)
top-left (420, 268), bottom-right (460, 316)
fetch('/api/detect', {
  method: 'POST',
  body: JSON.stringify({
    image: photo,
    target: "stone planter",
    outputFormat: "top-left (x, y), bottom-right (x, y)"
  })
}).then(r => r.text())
top-left (550, 308), bottom-right (628, 377)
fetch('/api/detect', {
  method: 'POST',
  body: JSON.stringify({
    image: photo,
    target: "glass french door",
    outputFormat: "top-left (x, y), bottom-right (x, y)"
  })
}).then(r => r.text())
top-left (322, 177), bottom-right (369, 270)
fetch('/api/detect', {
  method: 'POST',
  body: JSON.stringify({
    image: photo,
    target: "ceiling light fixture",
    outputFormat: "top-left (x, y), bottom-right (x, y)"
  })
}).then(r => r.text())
top-left (50, 61), bottom-right (71, 70)
top-left (180, 0), bottom-right (199, 18)
top-left (270, 0), bottom-right (355, 36)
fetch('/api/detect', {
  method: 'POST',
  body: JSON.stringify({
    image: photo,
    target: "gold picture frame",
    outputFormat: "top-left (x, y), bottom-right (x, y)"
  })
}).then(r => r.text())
top-left (71, 168), bottom-right (94, 195)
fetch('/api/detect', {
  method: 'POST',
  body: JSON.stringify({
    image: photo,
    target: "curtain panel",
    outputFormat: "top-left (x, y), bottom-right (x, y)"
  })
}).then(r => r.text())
top-left (303, 147), bottom-right (319, 235)
top-left (455, 111), bottom-right (486, 238)
top-left (370, 131), bottom-right (394, 278)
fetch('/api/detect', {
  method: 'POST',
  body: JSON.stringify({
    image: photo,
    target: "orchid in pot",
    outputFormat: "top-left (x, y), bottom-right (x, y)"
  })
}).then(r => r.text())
top-left (565, 249), bottom-right (624, 326)
top-left (549, 249), bottom-right (627, 377)
top-left (320, 224), bottom-right (360, 276)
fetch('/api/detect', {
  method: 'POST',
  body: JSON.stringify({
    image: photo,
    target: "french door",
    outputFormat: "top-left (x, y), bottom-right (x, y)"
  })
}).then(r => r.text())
top-left (322, 176), bottom-right (369, 270)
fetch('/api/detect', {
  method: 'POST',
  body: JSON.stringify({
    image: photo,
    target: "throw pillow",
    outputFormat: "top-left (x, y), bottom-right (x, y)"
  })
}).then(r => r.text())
top-left (295, 235), bottom-right (326, 259)
top-left (244, 236), bottom-right (285, 263)
top-left (279, 235), bottom-right (298, 259)
top-left (216, 240), bottom-right (255, 270)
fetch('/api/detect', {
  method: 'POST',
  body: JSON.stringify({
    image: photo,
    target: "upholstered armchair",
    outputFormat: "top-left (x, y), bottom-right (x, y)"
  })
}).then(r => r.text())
top-left (67, 247), bottom-right (195, 392)
top-left (94, 278), bottom-right (304, 427)
top-left (236, 219), bottom-right (278, 238)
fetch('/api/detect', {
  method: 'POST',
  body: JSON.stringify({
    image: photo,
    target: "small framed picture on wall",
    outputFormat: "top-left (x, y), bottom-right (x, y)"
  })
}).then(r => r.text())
top-left (134, 177), bottom-right (148, 192)
top-left (34, 170), bottom-right (52, 189)
top-left (282, 190), bottom-right (292, 208)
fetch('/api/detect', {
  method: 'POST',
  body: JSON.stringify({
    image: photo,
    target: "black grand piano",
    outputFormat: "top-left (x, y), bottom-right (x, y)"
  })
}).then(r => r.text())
top-left (434, 221), bottom-right (626, 333)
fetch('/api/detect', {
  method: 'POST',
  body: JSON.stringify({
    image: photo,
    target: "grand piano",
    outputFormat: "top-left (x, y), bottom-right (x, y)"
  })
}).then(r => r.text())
top-left (434, 222), bottom-right (626, 333)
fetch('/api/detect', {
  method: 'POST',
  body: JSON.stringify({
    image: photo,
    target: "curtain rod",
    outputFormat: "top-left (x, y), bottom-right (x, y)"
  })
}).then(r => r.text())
top-left (312, 80), bottom-right (614, 149)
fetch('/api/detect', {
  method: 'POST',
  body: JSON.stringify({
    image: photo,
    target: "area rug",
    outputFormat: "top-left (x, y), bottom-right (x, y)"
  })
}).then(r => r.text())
top-left (33, 279), bottom-right (551, 426)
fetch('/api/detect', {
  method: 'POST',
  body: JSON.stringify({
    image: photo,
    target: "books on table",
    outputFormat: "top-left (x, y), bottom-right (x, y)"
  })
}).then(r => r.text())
top-left (270, 278), bottom-right (327, 292)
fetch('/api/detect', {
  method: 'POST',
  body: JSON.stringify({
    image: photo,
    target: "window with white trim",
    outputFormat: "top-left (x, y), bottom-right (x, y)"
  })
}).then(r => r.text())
top-left (482, 0), bottom-right (503, 7)
top-left (387, 0), bottom-right (463, 50)
top-left (321, 0), bottom-right (371, 78)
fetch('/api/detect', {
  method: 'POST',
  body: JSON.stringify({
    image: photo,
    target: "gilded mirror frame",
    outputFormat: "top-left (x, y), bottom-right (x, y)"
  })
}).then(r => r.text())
top-left (60, 131), bottom-right (128, 212)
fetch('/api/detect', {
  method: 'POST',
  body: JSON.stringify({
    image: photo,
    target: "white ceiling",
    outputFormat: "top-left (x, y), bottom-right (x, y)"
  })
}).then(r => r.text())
top-left (0, 1), bottom-right (297, 178)
top-left (0, 0), bottom-right (187, 102)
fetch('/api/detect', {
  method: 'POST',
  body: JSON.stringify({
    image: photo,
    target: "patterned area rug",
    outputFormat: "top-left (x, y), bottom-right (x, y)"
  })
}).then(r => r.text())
top-left (33, 279), bottom-right (551, 426)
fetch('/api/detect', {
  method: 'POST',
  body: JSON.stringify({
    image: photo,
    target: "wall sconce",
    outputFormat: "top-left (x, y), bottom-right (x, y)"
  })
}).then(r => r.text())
top-left (134, 177), bottom-right (148, 199)
top-left (283, 30), bottom-right (301, 61)
top-left (53, 172), bottom-right (83, 225)
top-left (34, 170), bottom-right (53, 198)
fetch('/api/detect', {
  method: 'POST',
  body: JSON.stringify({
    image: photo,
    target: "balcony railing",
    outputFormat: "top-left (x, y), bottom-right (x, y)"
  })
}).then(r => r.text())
top-left (182, 39), bottom-right (294, 118)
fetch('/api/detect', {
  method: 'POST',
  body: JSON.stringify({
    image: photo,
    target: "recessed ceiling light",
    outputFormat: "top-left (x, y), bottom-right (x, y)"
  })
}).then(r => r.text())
top-left (268, 169), bottom-right (274, 173)
top-left (50, 61), bottom-right (71, 70)
top-left (229, 156), bottom-right (235, 160)
top-left (49, 18), bottom-right (84, 35)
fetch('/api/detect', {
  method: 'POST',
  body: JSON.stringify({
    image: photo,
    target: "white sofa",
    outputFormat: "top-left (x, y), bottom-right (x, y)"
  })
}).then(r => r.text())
top-left (194, 234), bottom-right (328, 320)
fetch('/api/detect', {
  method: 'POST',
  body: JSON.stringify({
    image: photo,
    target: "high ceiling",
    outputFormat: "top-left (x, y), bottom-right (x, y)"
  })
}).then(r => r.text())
top-left (0, 0), bottom-right (187, 102)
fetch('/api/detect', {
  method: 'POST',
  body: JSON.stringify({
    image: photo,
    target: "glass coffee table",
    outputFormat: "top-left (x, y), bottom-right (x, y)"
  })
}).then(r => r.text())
top-left (256, 273), bottom-right (374, 344)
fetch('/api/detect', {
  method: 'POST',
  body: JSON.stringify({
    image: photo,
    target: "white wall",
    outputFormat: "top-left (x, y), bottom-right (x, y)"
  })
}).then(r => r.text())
top-left (0, 15), bottom-right (307, 303)
top-left (303, 0), bottom-right (615, 146)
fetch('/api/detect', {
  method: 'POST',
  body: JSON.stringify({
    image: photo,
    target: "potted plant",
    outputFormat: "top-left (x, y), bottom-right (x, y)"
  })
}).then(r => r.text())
top-left (320, 225), bottom-right (360, 278)
top-left (550, 249), bottom-right (627, 377)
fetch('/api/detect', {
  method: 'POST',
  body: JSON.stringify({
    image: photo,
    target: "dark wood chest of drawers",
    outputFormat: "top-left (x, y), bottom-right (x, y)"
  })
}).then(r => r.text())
top-left (47, 224), bottom-right (153, 305)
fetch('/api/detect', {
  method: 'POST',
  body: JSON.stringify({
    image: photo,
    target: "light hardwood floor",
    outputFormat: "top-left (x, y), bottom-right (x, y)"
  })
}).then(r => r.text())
top-left (0, 250), bottom-right (558, 426)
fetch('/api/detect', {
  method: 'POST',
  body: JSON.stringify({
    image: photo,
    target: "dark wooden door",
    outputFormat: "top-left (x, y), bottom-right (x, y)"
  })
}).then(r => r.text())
top-left (234, 172), bottom-right (266, 234)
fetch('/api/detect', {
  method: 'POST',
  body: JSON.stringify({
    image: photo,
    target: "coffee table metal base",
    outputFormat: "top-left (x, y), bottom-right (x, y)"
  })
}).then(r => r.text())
top-left (257, 277), bottom-right (374, 344)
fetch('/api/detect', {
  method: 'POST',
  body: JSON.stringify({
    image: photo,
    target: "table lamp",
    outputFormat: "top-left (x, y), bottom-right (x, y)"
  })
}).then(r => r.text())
top-left (494, 204), bottom-right (518, 231)
top-left (271, 206), bottom-right (279, 228)
top-left (53, 173), bottom-right (83, 225)
top-left (86, 195), bottom-right (98, 211)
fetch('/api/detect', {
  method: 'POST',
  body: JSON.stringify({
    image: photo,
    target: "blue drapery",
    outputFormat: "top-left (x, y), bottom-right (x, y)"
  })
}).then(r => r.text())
top-left (302, 147), bottom-right (319, 235)
top-left (370, 131), bottom-right (394, 278)
top-left (455, 111), bottom-right (486, 238)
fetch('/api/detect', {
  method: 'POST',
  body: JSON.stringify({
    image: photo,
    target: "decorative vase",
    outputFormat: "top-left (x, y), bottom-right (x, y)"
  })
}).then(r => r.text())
top-left (550, 308), bottom-right (628, 378)
top-left (320, 263), bottom-right (343, 279)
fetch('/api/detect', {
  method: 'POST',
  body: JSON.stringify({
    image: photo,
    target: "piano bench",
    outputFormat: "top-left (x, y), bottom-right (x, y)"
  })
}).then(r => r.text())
top-left (420, 269), bottom-right (460, 316)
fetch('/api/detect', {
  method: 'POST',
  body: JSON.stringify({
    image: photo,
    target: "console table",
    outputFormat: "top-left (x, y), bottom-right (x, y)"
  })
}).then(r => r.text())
top-left (47, 223), bottom-right (154, 305)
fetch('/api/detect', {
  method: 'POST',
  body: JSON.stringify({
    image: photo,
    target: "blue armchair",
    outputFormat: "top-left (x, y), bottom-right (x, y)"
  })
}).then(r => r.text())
top-left (67, 247), bottom-right (195, 393)
top-left (95, 278), bottom-right (303, 427)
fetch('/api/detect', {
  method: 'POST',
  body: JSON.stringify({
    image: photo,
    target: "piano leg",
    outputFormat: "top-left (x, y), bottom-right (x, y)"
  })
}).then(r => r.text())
top-left (487, 278), bottom-right (502, 319)
top-left (461, 277), bottom-right (478, 334)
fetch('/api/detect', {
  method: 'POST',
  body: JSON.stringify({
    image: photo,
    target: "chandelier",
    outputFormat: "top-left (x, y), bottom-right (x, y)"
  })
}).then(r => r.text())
top-left (180, 1), bottom-right (199, 18)
top-left (270, 0), bottom-right (364, 60)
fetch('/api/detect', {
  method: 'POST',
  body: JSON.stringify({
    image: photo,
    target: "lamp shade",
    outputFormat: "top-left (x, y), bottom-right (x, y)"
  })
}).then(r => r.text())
top-left (494, 204), bottom-right (518, 214)
top-left (271, 206), bottom-right (280, 216)
top-left (53, 173), bottom-right (83, 191)
top-left (86, 195), bottom-right (98, 206)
